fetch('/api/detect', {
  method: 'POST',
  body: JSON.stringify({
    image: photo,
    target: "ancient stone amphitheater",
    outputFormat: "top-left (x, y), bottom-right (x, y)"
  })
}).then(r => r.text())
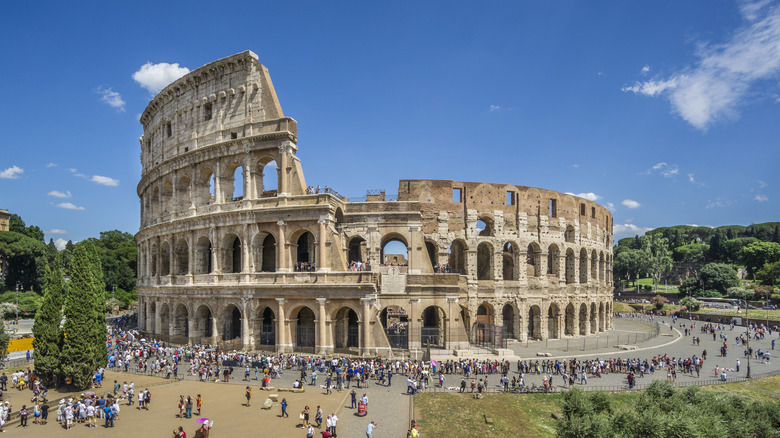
top-left (135, 51), bottom-right (614, 357)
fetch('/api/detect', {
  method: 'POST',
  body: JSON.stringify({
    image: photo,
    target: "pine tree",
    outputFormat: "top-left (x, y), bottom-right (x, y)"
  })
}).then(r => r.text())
top-left (33, 255), bottom-right (64, 386)
top-left (60, 241), bottom-right (106, 389)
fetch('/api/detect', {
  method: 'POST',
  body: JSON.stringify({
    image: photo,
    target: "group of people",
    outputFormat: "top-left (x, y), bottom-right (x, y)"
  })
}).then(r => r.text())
top-left (348, 261), bottom-right (370, 272)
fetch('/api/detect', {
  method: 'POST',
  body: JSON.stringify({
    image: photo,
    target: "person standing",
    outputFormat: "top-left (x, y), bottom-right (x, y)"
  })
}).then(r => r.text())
top-left (350, 390), bottom-right (357, 409)
top-left (196, 394), bottom-right (202, 416)
top-left (245, 387), bottom-right (252, 407)
top-left (366, 421), bottom-right (377, 437)
top-left (18, 405), bottom-right (28, 427)
top-left (281, 398), bottom-right (289, 418)
top-left (330, 413), bottom-right (338, 436)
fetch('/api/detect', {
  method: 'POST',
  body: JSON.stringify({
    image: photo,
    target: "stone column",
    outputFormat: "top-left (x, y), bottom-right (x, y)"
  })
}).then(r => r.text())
top-left (361, 297), bottom-right (372, 354)
top-left (188, 232), bottom-right (195, 276)
top-left (316, 298), bottom-right (328, 355)
top-left (211, 315), bottom-right (219, 344)
top-left (278, 141), bottom-right (293, 196)
top-left (188, 318), bottom-right (195, 345)
top-left (154, 302), bottom-right (162, 335)
top-left (241, 300), bottom-right (250, 350)
top-left (137, 297), bottom-right (144, 331)
top-left (276, 298), bottom-right (287, 351)
top-left (317, 216), bottom-right (330, 272)
top-left (214, 159), bottom-right (223, 204)
top-left (242, 224), bottom-right (251, 273)
top-left (145, 301), bottom-right (152, 333)
top-left (276, 221), bottom-right (288, 272)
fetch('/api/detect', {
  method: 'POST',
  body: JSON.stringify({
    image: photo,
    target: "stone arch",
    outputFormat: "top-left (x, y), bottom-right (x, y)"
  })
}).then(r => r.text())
top-left (159, 302), bottom-right (170, 336)
top-left (150, 242), bottom-right (158, 276)
top-left (161, 179), bottom-right (174, 215)
top-left (254, 306), bottom-right (276, 347)
top-left (502, 303), bottom-right (516, 339)
top-left (565, 225), bottom-right (575, 243)
top-left (448, 239), bottom-right (468, 275)
top-left (292, 306), bottom-right (316, 352)
top-left (177, 173), bottom-right (192, 210)
top-left (590, 302), bottom-right (597, 334)
top-left (224, 160), bottom-right (245, 201)
top-left (476, 302), bottom-right (494, 325)
top-left (547, 244), bottom-right (560, 277)
top-left (222, 303), bottom-right (242, 340)
top-left (380, 233), bottom-right (408, 266)
top-left (502, 242), bottom-right (516, 280)
top-left (599, 302), bottom-right (605, 332)
top-left (421, 306), bottom-right (446, 348)
top-left (477, 216), bottom-right (494, 237)
top-left (254, 157), bottom-right (278, 197)
top-left (173, 303), bottom-right (189, 337)
top-left (565, 303), bottom-right (575, 336)
top-left (547, 303), bottom-right (560, 339)
top-left (477, 242), bottom-right (494, 280)
top-left (579, 248), bottom-right (588, 283)
top-left (160, 241), bottom-right (171, 276)
top-left (527, 242), bottom-right (542, 277)
top-left (380, 305), bottom-right (409, 349)
top-left (149, 302), bottom-right (157, 332)
top-left (565, 248), bottom-right (576, 284)
top-left (152, 186), bottom-right (160, 218)
top-left (195, 236), bottom-right (212, 274)
top-left (174, 238), bottom-right (189, 275)
top-left (599, 251), bottom-right (605, 282)
top-left (250, 232), bottom-right (277, 272)
top-left (195, 166), bottom-right (215, 206)
top-left (579, 303), bottom-right (588, 335)
top-left (348, 236), bottom-right (367, 264)
top-left (222, 233), bottom-right (242, 273)
top-left (291, 229), bottom-right (316, 270)
top-left (333, 306), bottom-right (360, 351)
top-left (194, 304), bottom-right (214, 339)
top-left (527, 305), bottom-right (542, 340)
top-left (591, 249), bottom-right (598, 280)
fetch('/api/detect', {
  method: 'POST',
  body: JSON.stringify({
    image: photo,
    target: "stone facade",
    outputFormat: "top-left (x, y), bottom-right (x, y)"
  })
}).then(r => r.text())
top-left (135, 51), bottom-right (614, 357)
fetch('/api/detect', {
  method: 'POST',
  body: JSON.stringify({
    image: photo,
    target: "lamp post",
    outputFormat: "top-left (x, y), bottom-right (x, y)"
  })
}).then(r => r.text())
top-left (743, 298), bottom-right (751, 379)
top-left (15, 282), bottom-right (20, 326)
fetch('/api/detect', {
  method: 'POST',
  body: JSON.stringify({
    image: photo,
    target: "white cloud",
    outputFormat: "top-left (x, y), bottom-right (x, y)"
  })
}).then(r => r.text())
top-left (96, 86), bottom-right (126, 111)
top-left (132, 62), bottom-right (190, 94)
top-left (688, 173), bottom-right (705, 186)
top-left (755, 194), bottom-right (769, 202)
top-left (47, 229), bottom-right (67, 235)
top-left (606, 202), bottom-right (616, 211)
top-left (597, 72), bottom-right (606, 77)
top-left (622, 199), bottom-right (641, 209)
top-left (48, 190), bottom-right (72, 198)
top-left (489, 105), bottom-right (501, 112)
top-left (646, 162), bottom-right (679, 177)
top-left (566, 192), bottom-right (601, 201)
top-left (45, 162), bottom-right (58, 168)
top-left (622, 2), bottom-right (780, 130)
top-left (0, 165), bottom-right (23, 179)
top-left (641, 65), bottom-right (651, 74)
top-left (706, 198), bottom-right (733, 209)
top-left (614, 223), bottom-right (654, 239)
top-left (54, 238), bottom-right (68, 250)
top-left (56, 202), bottom-right (85, 211)
top-left (569, 164), bottom-right (581, 168)
top-left (758, 180), bottom-right (768, 188)
top-left (90, 175), bottom-right (119, 186)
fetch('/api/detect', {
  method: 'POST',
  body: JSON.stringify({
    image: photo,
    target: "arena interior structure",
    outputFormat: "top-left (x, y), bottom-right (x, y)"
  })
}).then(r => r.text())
top-left (135, 51), bottom-right (614, 357)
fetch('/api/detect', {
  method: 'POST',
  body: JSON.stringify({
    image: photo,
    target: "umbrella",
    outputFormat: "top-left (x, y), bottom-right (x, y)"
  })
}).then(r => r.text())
top-left (83, 391), bottom-right (96, 397)
top-left (196, 418), bottom-right (210, 424)
top-left (431, 360), bottom-right (438, 367)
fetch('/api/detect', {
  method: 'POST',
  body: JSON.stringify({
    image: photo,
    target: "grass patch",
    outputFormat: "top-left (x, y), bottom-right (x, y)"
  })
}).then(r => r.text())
top-left (704, 309), bottom-right (780, 320)
top-left (613, 302), bottom-right (634, 313)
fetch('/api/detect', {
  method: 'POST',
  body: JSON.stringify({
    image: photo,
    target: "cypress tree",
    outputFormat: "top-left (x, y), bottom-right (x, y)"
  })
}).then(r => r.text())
top-left (60, 241), bottom-right (105, 389)
top-left (33, 255), bottom-right (64, 386)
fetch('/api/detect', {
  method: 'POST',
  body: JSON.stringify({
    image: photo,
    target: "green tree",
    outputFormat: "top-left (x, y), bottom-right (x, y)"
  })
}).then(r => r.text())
top-left (641, 235), bottom-right (672, 291)
top-left (0, 230), bottom-right (47, 292)
top-left (33, 256), bottom-right (64, 386)
top-left (87, 230), bottom-right (137, 292)
top-left (756, 261), bottom-right (780, 287)
top-left (60, 241), bottom-right (106, 389)
top-left (699, 263), bottom-right (740, 295)
top-left (651, 295), bottom-right (668, 309)
top-left (740, 241), bottom-right (780, 277)
top-left (0, 322), bottom-right (8, 368)
top-left (613, 249), bottom-right (650, 284)
top-left (680, 296), bottom-right (701, 312)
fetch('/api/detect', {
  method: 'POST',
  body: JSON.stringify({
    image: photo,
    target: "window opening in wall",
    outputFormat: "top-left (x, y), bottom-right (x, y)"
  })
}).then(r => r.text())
top-left (233, 166), bottom-right (244, 200)
top-left (580, 203), bottom-right (586, 215)
top-left (258, 160), bottom-right (278, 196)
top-left (506, 191), bottom-right (515, 205)
top-left (208, 173), bottom-right (215, 201)
top-left (204, 103), bottom-right (213, 121)
top-left (549, 199), bottom-right (557, 218)
top-left (381, 239), bottom-right (408, 267)
top-left (452, 188), bottom-right (462, 203)
top-left (231, 132), bottom-right (238, 139)
top-left (166, 122), bottom-right (172, 137)
top-left (591, 206), bottom-right (596, 218)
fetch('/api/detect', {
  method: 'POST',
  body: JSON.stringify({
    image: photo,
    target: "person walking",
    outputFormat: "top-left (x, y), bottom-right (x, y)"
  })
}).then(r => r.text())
top-left (281, 398), bottom-right (289, 418)
top-left (196, 394), bottom-right (202, 416)
top-left (245, 387), bottom-right (252, 407)
top-left (366, 421), bottom-right (377, 437)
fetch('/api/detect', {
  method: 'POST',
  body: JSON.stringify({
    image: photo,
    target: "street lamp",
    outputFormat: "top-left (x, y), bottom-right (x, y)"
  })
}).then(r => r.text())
top-left (742, 298), bottom-right (751, 379)
top-left (15, 282), bottom-right (20, 326)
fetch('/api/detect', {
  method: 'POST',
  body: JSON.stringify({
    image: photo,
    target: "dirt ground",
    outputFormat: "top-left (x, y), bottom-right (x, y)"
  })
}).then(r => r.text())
top-left (3, 371), bottom-right (350, 437)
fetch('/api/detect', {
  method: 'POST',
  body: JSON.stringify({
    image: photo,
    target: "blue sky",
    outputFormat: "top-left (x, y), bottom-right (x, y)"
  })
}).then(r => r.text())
top-left (1, 1), bottom-right (778, 249)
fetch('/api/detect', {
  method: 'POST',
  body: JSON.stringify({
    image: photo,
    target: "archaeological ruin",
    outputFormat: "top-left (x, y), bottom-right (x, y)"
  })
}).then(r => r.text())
top-left (135, 51), bottom-right (614, 357)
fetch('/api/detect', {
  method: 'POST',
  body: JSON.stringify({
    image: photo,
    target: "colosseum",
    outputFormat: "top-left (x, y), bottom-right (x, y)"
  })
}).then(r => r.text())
top-left (135, 51), bottom-right (614, 358)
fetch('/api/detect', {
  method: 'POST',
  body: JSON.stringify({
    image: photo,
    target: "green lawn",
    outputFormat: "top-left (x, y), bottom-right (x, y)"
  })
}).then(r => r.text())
top-left (704, 308), bottom-right (780, 321)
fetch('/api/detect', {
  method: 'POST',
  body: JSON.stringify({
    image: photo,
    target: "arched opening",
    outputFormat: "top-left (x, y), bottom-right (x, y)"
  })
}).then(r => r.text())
top-left (381, 236), bottom-right (408, 266)
top-left (334, 307), bottom-right (360, 353)
top-left (421, 306), bottom-right (445, 348)
top-left (177, 173), bottom-right (192, 211)
top-left (195, 167), bottom-right (215, 206)
top-left (348, 236), bottom-right (366, 266)
top-left (150, 243), bottom-right (158, 276)
top-left (195, 237), bottom-right (212, 274)
top-left (173, 304), bottom-right (188, 338)
top-left (152, 186), bottom-right (160, 218)
top-left (565, 225), bottom-right (575, 243)
top-left (425, 241), bottom-right (437, 270)
top-left (599, 251), bottom-right (605, 282)
top-left (527, 243), bottom-right (541, 277)
top-left (590, 303), bottom-right (597, 334)
top-left (565, 249), bottom-right (576, 284)
top-left (460, 305), bottom-right (471, 340)
top-left (579, 248), bottom-right (588, 283)
top-left (527, 305), bottom-right (541, 340)
top-left (222, 234), bottom-right (241, 273)
top-left (591, 250), bottom-right (598, 280)
top-left (502, 243), bottom-right (515, 280)
top-left (547, 244), bottom-right (560, 277)
top-left (502, 304), bottom-right (515, 339)
top-left (159, 303), bottom-right (170, 336)
top-left (579, 304), bottom-right (588, 335)
top-left (162, 180), bottom-right (173, 215)
top-left (474, 303), bottom-right (500, 346)
top-left (380, 306), bottom-right (408, 349)
top-left (476, 217), bottom-right (493, 237)
top-left (174, 239), bottom-right (189, 275)
top-left (295, 307), bottom-right (316, 353)
top-left (223, 304), bottom-right (242, 340)
top-left (547, 304), bottom-right (560, 339)
top-left (448, 240), bottom-right (468, 275)
top-left (160, 241), bottom-right (170, 276)
top-left (194, 305), bottom-right (213, 339)
top-left (477, 242), bottom-right (493, 280)
top-left (565, 303), bottom-right (575, 336)
top-left (258, 307), bottom-right (276, 347)
top-left (228, 164), bottom-right (244, 201)
top-left (295, 231), bottom-right (316, 271)
top-left (599, 303), bottom-right (605, 332)
top-left (149, 302), bottom-right (156, 332)
top-left (255, 159), bottom-right (278, 197)
top-left (258, 233), bottom-right (276, 272)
